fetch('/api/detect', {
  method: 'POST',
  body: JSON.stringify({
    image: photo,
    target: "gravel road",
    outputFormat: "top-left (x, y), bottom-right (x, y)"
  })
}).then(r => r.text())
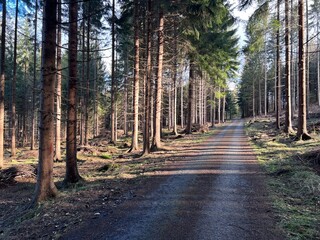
top-left (63, 120), bottom-right (284, 240)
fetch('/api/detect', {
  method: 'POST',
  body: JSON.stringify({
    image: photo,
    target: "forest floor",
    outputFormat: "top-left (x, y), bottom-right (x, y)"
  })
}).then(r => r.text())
top-left (0, 126), bottom-right (213, 239)
top-left (0, 115), bottom-right (319, 239)
top-left (246, 114), bottom-right (320, 239)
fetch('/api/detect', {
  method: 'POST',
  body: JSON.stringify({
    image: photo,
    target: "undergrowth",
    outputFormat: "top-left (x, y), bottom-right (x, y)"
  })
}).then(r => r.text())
top-left (246, 118), bottom-right (320, 240)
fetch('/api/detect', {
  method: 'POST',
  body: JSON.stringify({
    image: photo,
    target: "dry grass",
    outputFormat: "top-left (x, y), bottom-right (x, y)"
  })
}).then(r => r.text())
top-left (246, 117), bottom-right (320, 240)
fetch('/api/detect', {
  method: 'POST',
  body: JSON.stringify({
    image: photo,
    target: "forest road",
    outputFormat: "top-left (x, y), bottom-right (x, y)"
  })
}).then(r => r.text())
top-left (62, 120), bottom-right (285, 240)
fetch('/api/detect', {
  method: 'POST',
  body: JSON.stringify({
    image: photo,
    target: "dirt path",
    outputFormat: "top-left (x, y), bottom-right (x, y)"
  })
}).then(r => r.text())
top-left (63, 120), bottom-right (284, 240)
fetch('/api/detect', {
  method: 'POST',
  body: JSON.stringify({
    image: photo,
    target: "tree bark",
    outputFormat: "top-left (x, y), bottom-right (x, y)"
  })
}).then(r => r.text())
top-left (0, 0), bottom-right (6, 169)
top-left (285, 0), bottom-right (293, 133)
top-left (65, 0), bottom-right (82, 183)
top-left (180, 73), bottom-right (184, 128)
top-left (168, 82), bottom-right (172, 130)
top-left (143, 0), bottom-right (152, 154)
top-left (55, 0), bottom-right (62, 161)
top-left (11, 0), bottom-right (19, 157)
top-left (252, 80), bottom-right (255, 119)
top-left (259, 66), bottom-right (262, 116)
top-left (152, 9), bottom-right (164, 150)
top-left (31, 0), bottom-right (38, 151)
top-left (210, 88), bottom-right (213, 126)
top-left (123, 55), bottom-right (128, 136)
top-left (317, 12), bottom-right (320, 106)
top-left (186, 59), bottom-right (195, 134)
top-left (276, 0), bottom-right (281, 129)
top-left (264, 39), bottom-right (268, 116)
top-left (33, 0), bottom-right (58, 203)
top-left (222, 88), bottom-right (226, 123)
top-left (306, 0), bottom-right (309, 118)
top-left (130, 0), bottom-right (140, 152)
top-left (296, 0), bottom-right (311, 140)
top-left (111, 0), bottom-right (117, 144)
top-left (213, 88), bottom-right (216, 126)
top-left (218, 86), bottom-right (221, 123)
top-left (80, 14), bottom-right (85, 146)
top-left (84, 4), bottom-right (90, 146)
top-left (93, 38), bottom-right (98, 137)
top-left (172, 18), bottom-right (178, 135)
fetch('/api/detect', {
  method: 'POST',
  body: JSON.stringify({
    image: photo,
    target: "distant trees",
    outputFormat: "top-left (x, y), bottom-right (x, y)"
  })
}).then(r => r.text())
top-left (239, 0), bottom-right (318, 140)
top-left (123, 0), bottom-right (239, 151)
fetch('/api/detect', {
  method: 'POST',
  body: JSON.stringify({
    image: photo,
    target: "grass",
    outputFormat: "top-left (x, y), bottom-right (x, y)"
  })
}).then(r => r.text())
top-left (246, 118), bottom-right (320, 240)
top-left (99, 153), bottom-right (112, 159)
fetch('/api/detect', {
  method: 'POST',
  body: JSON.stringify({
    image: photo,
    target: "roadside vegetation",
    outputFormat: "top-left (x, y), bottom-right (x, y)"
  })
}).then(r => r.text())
top-left (246, 117), bottom-right (320, 240)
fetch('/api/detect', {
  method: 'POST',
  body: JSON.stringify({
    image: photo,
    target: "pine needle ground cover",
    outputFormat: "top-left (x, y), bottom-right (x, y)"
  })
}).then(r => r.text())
top-left (0, 129), bottom-right (214, 239)
top-left (246, 117), bottom-right (320, 240)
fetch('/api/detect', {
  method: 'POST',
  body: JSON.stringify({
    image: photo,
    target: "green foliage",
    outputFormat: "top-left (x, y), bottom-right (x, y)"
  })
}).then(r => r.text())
top-left (100, 153), bottom-right (112, 159)
top-left (225, 90), bottom-right (239, 119)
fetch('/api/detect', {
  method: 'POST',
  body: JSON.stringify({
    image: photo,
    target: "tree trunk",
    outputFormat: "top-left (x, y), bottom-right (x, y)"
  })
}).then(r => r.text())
top-left (291, 29), bottom-right (296, 112)
top-left (274, 52), bottom-right (277, 112)
top-left (306, 0), bottom-right (309, 118)
top-left (317, 12), bottom-right (320, 106)
top-left (259, 69), bottom-right (262, 116)
top-left (186, 59), bottom-right (195, 134)
top-left (0, 0), bottom-right (6, 169)
top-left (31, 0), bottom-right (38, 151)
top-left (65, 0), bottom-right (82, 183)
top-left (318, 39), bottom-right (320, 107)
top-left (195, 79), bottom-right (198, 124)
top-left (276, 0), bottom-right (281, 129)
top-left (203, 78), bottom-right (207, 124)
top-left (33, 0), bottom-right (58, 203)
top-left (143, 0), bottom-right (152, 154)
top-left (285, 0), bottom-right (293, 133)
top-left (123, 55), bottom-right (128, 136)
top-left (130, 0), bottom-right (140, 152)
top-left (168, 82), bottom-right (172, 130)
top-left (172, 53), bottom-right (178, 135)
top-left (151, 9), bottom-right (164, 150)
top-left (115, 42), bottom-right (118, 143)
top-left (80, 15), bottom-right (85, 146)
top-left (213, 88), bottom-right (216, 126)
top-left (111, 0), bottom-right (117, 144)
top-left (180, 74), bottom-right (184, 128)
top-left (210, 88), bottom-right (213, 126)
top-left (198, 76), bottom-right (203, 125)
top-left (264, 39), bottom-right (268, 116)
top-left (252, 81), bottom-right (255, 119)
top-left (55, 0), bottom-right (62, 161)
top-left (22, 64), bottom-right (27, 148)
top-left (296, 0), bottom-right (311, 140)
top-left (93, 38), bottom-right (98, 137)
top-left (11, 0), bottom-right (19, 157)
top-left (222, 89), bottom-right (226, 123)
top-left (218, 86), bottom-right (221, 124)
top-left (84, 5), bottom-right (90, 146)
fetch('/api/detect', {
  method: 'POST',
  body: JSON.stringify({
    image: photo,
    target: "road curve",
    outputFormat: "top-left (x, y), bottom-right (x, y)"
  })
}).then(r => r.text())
top-left (63, 120), bottom-right (284, 240)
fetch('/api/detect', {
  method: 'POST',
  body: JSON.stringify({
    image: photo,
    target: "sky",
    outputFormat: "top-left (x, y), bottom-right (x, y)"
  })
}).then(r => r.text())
top-left (228, 0), bottom-right (257, 90)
